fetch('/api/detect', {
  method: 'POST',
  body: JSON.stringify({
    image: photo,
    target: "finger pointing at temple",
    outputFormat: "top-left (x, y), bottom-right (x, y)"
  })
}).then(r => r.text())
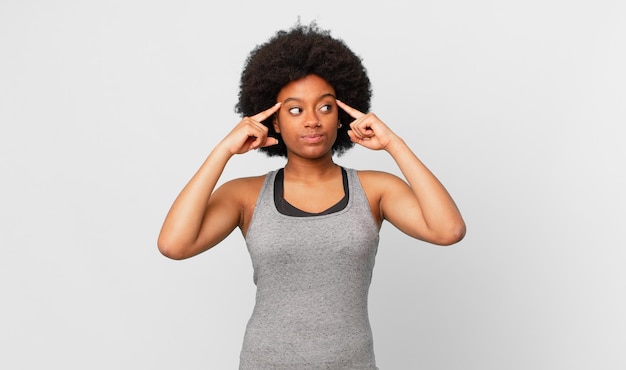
top-left (336, 99), bottom-right (365, 119)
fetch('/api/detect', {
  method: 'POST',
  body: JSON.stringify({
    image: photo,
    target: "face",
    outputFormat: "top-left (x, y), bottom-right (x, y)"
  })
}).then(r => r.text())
top-left (274, 74), bottom-right (339, 160)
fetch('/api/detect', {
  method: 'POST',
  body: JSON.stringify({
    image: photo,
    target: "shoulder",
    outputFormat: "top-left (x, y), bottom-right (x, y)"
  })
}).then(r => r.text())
top-left (219, 173), bottom-right (271, 234)
top-left (216, 174), bottom-right (268, 202)
top-left (223, 174), bottom-right (268, 188)
top-left (353, 170), bottom-right (408, 225)
top-left (356, 169), bottom-right (407, 190)
top-left (355, 169), bottom-right (412, 206)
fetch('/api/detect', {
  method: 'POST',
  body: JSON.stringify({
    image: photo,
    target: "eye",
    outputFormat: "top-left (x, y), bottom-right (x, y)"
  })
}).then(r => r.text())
top-left (288, 106), bottom-right (302, 115)
top-left (319, 104), bottom-right (332, 113)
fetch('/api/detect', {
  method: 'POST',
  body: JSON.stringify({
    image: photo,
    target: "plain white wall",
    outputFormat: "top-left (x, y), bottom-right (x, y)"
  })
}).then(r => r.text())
top-left (1, 0), bottom-right (624, 369)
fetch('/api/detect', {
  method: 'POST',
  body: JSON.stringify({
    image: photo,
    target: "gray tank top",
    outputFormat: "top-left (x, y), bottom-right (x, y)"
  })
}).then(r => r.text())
top-left (240, 168), bottom-right (380, 369)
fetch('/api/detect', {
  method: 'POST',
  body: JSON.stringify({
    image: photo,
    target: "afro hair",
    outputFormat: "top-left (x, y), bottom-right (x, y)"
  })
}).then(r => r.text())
top-left (235, 22), bottom-right (372, 157)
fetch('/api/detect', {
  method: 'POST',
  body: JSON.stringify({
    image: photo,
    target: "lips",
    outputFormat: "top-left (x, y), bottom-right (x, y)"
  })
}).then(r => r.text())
top-left (301, 134), bottom-right (324, 144)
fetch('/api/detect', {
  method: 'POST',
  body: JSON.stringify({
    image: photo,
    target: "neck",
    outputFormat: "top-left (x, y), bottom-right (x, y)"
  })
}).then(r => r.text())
top-left (283, 155), bottom-right (338, 180)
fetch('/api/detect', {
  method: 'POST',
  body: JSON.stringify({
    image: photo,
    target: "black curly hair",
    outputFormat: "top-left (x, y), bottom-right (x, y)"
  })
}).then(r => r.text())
top-left (235, 22), bottom-right (372, 157)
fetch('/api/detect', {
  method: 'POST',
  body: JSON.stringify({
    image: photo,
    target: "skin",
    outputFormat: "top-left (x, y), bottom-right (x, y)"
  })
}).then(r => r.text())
top-left (158, 74), bottom-right (466, 260)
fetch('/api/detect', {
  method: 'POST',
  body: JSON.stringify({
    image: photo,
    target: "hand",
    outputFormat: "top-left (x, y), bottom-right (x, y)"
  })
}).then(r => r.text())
top-left (220, 103), bottom-right (281, 155)
top-left (337, 100), bottom-right (398, 151)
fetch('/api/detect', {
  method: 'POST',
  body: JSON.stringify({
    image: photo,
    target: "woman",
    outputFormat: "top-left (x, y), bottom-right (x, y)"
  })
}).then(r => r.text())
top-left (158, 23), bottom-right (465, 369)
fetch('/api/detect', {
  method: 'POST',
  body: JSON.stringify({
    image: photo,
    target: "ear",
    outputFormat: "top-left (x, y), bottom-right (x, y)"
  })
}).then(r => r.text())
top-left (273, 116), bottom-right (281, 133)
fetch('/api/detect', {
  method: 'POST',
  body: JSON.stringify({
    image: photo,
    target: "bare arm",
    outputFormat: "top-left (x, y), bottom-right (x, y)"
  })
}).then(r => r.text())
top-left (157, 103), bottom-right (281, 259)
top-left (338, 100), bottom-right (465, 245)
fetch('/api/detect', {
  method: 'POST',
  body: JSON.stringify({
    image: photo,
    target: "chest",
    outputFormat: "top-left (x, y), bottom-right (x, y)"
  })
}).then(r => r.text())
top-left (283, 183), bottom-right (345, 214)
top-left (245, 205), bottom-right (380, 288)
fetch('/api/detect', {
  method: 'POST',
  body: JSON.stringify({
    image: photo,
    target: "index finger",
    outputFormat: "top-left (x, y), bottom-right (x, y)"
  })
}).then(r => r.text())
top-left (336, 99), bottom-right (365, 119)
top-left (251, 102), bottom-right (282, 122)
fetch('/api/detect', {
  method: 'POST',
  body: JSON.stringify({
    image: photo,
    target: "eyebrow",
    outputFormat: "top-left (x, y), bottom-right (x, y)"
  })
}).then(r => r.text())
top-left (282, 93), bottom-right (337, 104)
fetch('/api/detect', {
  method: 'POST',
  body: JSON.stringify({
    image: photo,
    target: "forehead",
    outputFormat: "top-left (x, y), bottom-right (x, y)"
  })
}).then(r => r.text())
top-left (277, 74), bottom-right (336, 102)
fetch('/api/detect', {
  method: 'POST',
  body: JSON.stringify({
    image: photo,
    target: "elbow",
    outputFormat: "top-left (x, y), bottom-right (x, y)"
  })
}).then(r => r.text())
top-left (157, 237), bottom-right (189, 260)
top-left (432, 221), bottom-right (466, 246)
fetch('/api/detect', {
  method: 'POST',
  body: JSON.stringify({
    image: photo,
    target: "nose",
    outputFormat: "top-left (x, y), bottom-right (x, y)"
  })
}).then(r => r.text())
top-left (304, 111), bottom-right (320, 128)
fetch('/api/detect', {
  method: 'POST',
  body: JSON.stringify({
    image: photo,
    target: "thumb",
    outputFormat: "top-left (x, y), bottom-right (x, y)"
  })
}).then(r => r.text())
top-left (260, 137), bottom-right (279, 147)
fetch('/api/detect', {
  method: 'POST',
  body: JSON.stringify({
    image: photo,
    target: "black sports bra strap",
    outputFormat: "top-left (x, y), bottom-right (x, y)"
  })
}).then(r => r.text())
top-left (274, 167), bottom-right (349, 217)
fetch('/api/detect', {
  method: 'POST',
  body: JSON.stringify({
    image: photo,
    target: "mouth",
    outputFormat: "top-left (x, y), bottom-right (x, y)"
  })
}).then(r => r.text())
top-left (301, 134), bottom-right (324, 144)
